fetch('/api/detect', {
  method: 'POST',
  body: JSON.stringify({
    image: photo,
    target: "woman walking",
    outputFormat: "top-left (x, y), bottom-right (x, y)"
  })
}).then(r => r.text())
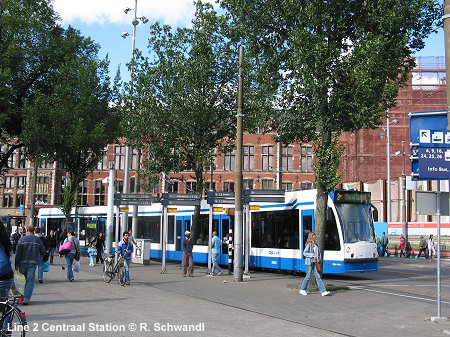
top-left (299, 232), bottom-right (330, 296)
top-left (95, 232), bottom-right (105, 264)
top-left (63, 231), bottom-right (79, 282)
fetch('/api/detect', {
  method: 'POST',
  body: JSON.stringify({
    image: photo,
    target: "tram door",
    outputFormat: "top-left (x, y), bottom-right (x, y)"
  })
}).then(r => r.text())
top-left (175, 216), bottom-right (191, 260)
top-left (301, 210), bottom-right (314, 250)
top-left (213, 214), bottom-right (231, 265)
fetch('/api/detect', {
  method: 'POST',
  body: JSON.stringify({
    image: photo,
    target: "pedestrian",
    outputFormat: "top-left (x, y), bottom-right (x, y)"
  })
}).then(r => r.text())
top-left (117, 231), bottom-right (133, 285)
top-left (381, 232), bottom-right (389, 257)
top-left (46, 229), bottom-right (57, 265)
top-left (0, 222), bottom-right (14, 301)
top-left (127, 228), bottom-right (138, 247)
top-left (35, 227), bottom-right (48, 284)
top-left (210, 231), bottom-right (223, 276)
top-left (398, 234), bottom-right (406, 258)
top-left (11, 228), bottom-right (20, 254)
top-left (181, 230), bottom-right (194, 277)
top-left (417, 235), bottom-right (428, 259)
top-left (94, 232), bottom-right (105, 264)
top-left (14, 224), bottom-right (46, 305)
top-left (87, 243), bottom-right (97, 267)
top-left (428, 234), bottom-right (436, 260)
top-left (299, 232), bottom-right (330, 296)
top-left (375, 235), bottom-right (381, 256)
top-left (62, 231), bottom-right (80, 282)
top-left (55, 227), bottom-right (63, 251)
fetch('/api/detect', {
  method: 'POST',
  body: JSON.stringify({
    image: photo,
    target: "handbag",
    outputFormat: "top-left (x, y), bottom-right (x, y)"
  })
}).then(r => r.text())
top-left (73, 260), bottom-right (80, 273)
top-left (42, 250), bottom-right (50, 262)
top-left (43, 260), bottom-right (50, 273)
top-left (315, 259), bottom-right (322, 273)
top-left (13, 271), bottom-right (26, 295)
top-left (58, 240), bottom-right (73, 255)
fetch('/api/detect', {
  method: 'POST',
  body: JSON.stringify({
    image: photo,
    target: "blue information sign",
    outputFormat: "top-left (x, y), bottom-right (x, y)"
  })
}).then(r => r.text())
top-left (409, 110), bottom-right (450, 180)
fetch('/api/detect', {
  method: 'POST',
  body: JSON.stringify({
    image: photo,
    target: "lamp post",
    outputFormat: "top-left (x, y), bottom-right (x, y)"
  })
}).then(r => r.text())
top-left (395, 141), bottom-right (407, 242)
top-left (386, 114), bottom-right (399, 223)
top-left (121, 1), bottom-right (149, 234)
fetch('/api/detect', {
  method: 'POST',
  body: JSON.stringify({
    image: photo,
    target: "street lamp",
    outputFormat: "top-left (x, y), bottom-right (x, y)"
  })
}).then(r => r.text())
top-left (394, 141), bottom-right (408, 242)
top-left (386, 114), bottom-right (399, 223)
top-left (121, 0), bottom-right (148, 234)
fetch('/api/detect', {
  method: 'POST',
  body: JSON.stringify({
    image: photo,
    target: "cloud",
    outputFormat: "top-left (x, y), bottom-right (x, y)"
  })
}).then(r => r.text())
top-left (52, 0), bottom-right (217, 27)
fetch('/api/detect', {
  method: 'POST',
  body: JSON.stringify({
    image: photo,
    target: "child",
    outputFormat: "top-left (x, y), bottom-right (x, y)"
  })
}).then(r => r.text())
top-left (87, 243), bottom-right (97, 267)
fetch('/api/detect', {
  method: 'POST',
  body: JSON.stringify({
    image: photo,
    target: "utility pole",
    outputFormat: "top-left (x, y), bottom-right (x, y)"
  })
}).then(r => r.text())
top-left (234, 46), bottom-right (244, 282)
top-left (401, 141), bottom-right (407, 242)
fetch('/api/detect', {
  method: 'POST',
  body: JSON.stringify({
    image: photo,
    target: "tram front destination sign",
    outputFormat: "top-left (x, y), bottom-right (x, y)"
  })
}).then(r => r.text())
top-left (409, 110), bottom-right (450, 181)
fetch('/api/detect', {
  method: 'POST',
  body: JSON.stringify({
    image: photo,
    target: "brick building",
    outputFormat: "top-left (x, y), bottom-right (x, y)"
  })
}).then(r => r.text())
top-left (0, 57), bottom-right (446, 227)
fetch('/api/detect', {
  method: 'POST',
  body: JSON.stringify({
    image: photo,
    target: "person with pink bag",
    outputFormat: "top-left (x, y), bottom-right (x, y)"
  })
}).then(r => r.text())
top-left (60, 231), bottom-right (80, 282)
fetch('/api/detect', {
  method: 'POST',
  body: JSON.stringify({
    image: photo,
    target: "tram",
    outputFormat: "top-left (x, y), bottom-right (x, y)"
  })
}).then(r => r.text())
top-left (37, 189), bottom-right (379, 274)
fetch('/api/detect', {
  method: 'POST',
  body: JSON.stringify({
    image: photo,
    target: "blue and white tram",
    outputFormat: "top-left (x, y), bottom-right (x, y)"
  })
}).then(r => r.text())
top-left (37, 189), bottom-right (378, 274)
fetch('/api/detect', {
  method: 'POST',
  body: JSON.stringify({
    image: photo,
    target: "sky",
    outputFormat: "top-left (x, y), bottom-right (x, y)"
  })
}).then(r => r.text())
top-left (51, 0), bottom-right (446, 84)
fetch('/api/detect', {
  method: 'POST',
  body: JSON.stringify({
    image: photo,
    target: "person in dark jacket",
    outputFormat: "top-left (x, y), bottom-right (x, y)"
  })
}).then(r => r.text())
top-left (181, 230), bottom-right (194, 277)
top-left (0, 222), bottom-right (14, 301)
top-left (94, 232), bottom-right (105, 264)
top-left (15, 225), bottom-right (46, 304)
top-left (46, 229), bottom-right (57, 265)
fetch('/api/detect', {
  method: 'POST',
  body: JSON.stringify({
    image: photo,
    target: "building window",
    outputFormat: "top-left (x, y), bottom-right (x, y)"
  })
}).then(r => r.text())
top-left (262, 145), bottom-right (273, 171)
top-left (281, 146), bottom-right (293, 172)
top-left (131, 148), bottom-right (139, 170)
top-left (16, 176), bottom-right (26, 189)
top-left (167, 181), bottom-right (179, 193)
top-left (243, 145), bottom-right (255, 171)
top-left (4, 176), bottom-right (14, 189)
top-left (300, 181), bottom-right (313, 190)
top-left (114, 145), bottom-right (126, 170)
top-left (115, 180), bottom-right (124, 193)
top-left (224, 149), bottom-right (236, 171)
top-left (243, 179), bottom-right (254, 189)
top-left (37, 176), bottom-right (49, 194)
top-left (282, 182), bottom-right (293, 191)
top-left (94, 180), bottom-right (106, 206)
top-left (223, 182), bottom-right (235, 192)
top-left (204, 182), bottom-right (216, 193)
top-left (78, 180), bottom-right (88, 205)
top-left (185, 181), bottom-right (197, 194)
top-left (2, 194), bottom-right (13, 207)
top-left (261, 179), bottom-right (274, 189)
top-left (35, 194), bottom-right (48, 204)
top-left (16, 194), bottom-right (25, 207)
top-left (97, 151), bottom-right (108, 170)
top-left (38, 161), bottom-right (50, 169)
top-left (301, 145), bottom-right (313, 173)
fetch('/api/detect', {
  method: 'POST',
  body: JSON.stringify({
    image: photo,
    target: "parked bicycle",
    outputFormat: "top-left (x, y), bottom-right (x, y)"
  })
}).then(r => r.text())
top-left (0, 296), bottom-right (27, 337)
top-left (102, 254), bottom-right (126, 286)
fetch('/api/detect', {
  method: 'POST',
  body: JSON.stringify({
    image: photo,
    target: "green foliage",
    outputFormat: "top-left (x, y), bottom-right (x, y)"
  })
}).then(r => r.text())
top-left (124, 2), bottom-right (239, 194)
top-left (21, 27), bottom-right (120, 192)
top-left (60, 184), bottom-right (77, 219)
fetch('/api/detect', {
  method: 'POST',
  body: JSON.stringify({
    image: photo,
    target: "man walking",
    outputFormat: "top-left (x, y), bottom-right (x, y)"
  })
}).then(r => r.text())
top-left (15, 224), bottom-right (46, 305)
top-left (381, 232), bottom-right (389, 257)
top-left (181, 230), bottom-right (194, 277)
top-left (210, 231), bottom-right (223, 276)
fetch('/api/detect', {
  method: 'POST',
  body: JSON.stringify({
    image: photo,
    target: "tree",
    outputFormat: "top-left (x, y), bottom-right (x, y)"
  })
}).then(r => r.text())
top-left (0, 0), bottom-right (84, 171)
top-left (21, 27), bottom-right (120, 220)
top-left (125, 2), bottom-right (239, 238)
top-left (220, 0), bottom-right (441, 259)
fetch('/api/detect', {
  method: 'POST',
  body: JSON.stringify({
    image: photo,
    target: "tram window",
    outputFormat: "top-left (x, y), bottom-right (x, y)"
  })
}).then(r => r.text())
top-left (251, 210), bottom-right (299, 249)
top-left (167, 216), bottom-right (174, 244)
top-left (325, 217), bottom-right (340, 251)
top-left (138, 216), bottom-right (161, 243)
top-left (194, 215), bottom-right (209, 245)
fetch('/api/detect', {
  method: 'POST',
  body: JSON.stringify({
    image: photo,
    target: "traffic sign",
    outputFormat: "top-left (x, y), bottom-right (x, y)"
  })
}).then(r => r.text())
top-left (114, 193), bottom-right (153, 206)
top-left (161, 193), bottom-right (201, 207)
top-left (409, 110), bottom-right (450, 180)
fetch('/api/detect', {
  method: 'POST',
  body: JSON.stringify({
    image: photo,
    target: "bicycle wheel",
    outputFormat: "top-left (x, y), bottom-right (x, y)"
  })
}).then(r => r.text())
top-left (118, 264), bottom-right (126, 286)
top-left (0, 304), bottom-right (27, 337)
top-left (102, 260), bottom-right (114, 283)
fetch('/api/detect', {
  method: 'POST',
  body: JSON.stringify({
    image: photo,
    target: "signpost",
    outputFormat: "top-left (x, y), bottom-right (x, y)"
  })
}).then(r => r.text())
top-left (409, 110), bottom-right (450, 321)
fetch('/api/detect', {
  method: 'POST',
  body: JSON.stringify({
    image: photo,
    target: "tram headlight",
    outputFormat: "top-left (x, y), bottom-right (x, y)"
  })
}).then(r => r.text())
top-left (346, 247), bottom-right (351, 253)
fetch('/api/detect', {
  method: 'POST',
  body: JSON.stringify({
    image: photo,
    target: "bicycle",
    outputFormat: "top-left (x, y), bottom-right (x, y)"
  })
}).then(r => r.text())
top-left (102, 254), bottom-right (126, 286)
top-left (0, 296), bottom-right (27, 337)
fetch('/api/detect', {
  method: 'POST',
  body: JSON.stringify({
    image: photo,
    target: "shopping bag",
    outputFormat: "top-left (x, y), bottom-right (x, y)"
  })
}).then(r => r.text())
top-left (13, 272), bottom-right (26, 295)
top-left (58, 240), bottom-right (73, 255)
top-left (72, 260), bottom-right (80, 273)
top-left (43, 261), bottom-right (50, 273)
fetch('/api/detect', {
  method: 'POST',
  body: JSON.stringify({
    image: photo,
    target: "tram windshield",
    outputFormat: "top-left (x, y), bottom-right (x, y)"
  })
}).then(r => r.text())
top-left (335, 203), bottom-right (375, 243)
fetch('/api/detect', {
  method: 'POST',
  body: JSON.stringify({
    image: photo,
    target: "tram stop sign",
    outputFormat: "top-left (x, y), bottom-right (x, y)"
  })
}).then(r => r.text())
top-left (409, 110), bottom-right (450, 180)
